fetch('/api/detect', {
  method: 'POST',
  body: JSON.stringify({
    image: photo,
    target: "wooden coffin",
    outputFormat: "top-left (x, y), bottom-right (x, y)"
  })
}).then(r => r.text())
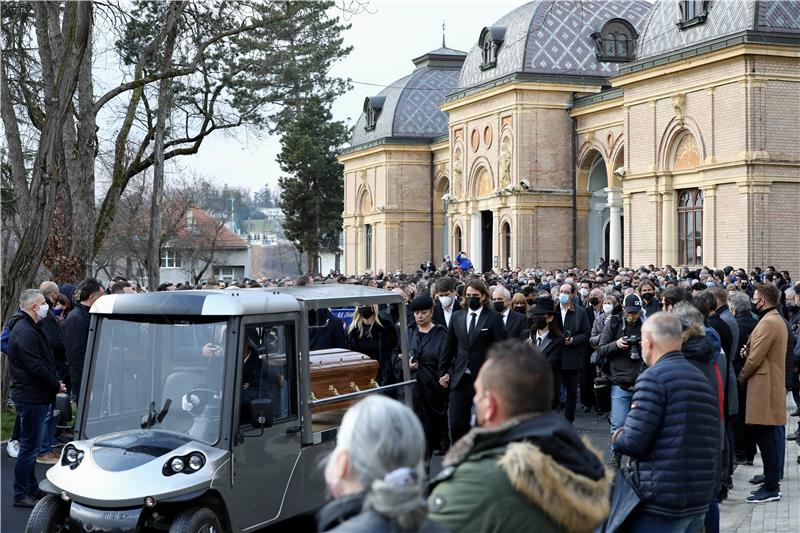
top-left (309, 348), bottom-right (379, 413)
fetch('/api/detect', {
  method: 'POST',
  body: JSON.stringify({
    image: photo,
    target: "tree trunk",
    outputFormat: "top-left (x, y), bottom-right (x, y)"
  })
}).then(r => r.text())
top-left (1, 2), bottom-right (91, 402)
top-left (146, 2), bottom-right (180, 291)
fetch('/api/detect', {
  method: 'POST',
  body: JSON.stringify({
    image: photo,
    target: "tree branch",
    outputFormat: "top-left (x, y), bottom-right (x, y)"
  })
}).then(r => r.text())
top-left (92, 12), bottom-right (288, 114)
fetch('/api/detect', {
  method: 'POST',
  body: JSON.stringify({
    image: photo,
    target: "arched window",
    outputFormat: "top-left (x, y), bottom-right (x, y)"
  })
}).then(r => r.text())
top-left (478, 26), bottom-right (506, 71)
top-left (454, 226), bottom-right (463, 256)
top-left (592, 19), bottom-right (637, 62)
top-left (678, 1), bottom-right (709, 29)
top-left (677, 189), bottom-right (703, 266)
top-left (363, 96), bottom-right (385, 131)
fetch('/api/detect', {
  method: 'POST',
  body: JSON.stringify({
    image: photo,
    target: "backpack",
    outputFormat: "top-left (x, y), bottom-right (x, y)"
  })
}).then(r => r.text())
top-left (1, 311), bottom-right (23, 355)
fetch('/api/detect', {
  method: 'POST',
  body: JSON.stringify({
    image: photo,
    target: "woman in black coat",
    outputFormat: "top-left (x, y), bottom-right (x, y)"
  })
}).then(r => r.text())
top-left (403, 294), bottom-right (450, 462)
top-left (526, 296), bottom-right (564, 410)
top-left (347, 304), bottom-right (398, 387)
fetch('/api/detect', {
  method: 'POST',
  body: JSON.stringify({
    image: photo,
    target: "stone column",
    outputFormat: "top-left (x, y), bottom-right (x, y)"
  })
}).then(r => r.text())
top-left (702, 184), bottom-right (716, 267)
top-left (661, 191), bottom-right (676, 267)
top-left (605, 187), bottom-right (623, 265)
top-left (470, 209), bottom-right (481, 272)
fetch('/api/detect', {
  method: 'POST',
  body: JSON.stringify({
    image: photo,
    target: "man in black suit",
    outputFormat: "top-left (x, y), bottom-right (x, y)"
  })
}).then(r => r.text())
top-left (432, 276), bottom-right (461, 329)
top-left (491, 285), bottom-right (528, 340)
top-left (441, 280), bottom-right (507, 444)
top-left (553, 283), bottom-right (592, 423)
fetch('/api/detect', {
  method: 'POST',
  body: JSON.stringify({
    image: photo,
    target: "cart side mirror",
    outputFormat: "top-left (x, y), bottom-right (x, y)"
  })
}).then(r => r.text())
top-left (54, 393), bottom-right (72, 428)
top-left (250, 398), bottom-right (273, 428)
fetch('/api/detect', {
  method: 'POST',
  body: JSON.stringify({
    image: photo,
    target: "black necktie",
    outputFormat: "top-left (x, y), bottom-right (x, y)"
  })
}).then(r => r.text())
top-left (537, 336), bottom-right (543, 346)
top-left (469, 312), bottom-right (477, 335)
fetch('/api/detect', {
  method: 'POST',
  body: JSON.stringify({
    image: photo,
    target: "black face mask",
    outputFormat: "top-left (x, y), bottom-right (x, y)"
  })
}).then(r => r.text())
top-left (493, 301), bottom-right (506, 313)
top-left (359, 306), bottom-right (374, 319)
top-left (588, 297), bottom-right (600, 307)
top-left (641, 292), bottom-right (654, 302)
top-left (532, 316), bottom-right (549, 331)
top-left (467, 296), bottom-right (482, 311)
top-left (513, 305), bottom-right (527, 314)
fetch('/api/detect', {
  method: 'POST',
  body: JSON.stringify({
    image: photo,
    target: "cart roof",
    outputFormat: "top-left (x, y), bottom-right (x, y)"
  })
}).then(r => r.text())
top-left (90, 290), bottom-right (300, 317)
top-left (90, 286), bottom-right (404, 317)
top-left (273, 285), bottom-right (404, 307)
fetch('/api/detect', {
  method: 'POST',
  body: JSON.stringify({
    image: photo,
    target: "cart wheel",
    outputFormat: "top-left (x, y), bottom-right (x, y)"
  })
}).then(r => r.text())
top-left (169, 507), bottom-right (222, 533)
top-left (26, 494), bottom-right (68, 533)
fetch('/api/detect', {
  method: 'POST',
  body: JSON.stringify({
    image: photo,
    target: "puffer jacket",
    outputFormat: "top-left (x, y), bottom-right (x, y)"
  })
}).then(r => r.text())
top-left (614, 352), bottom-right (720, 518)
top-left (429, 413), bottom-right (612, 533)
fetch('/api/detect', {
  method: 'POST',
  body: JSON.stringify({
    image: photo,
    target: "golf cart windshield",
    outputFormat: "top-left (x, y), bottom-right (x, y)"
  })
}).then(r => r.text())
top-left (84, 316), bottom-right (228, 445)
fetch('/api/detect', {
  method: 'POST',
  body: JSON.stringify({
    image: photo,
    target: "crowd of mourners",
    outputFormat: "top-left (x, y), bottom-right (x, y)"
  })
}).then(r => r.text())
top-left (4, 256), bottom-right (799, 533)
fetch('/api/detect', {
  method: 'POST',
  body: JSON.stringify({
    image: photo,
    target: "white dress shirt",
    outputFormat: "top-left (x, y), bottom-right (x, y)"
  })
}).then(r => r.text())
top-left (466, 305), bottom-right (483, 333)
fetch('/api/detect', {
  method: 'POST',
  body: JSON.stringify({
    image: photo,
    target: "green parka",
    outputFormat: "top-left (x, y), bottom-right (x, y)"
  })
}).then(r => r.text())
top-left (428, 413), bottom-right (612, 533)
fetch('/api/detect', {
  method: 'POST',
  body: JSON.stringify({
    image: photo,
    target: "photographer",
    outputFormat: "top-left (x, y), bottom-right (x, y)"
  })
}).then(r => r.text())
top-left (595, 293), bottom-right (645, 468)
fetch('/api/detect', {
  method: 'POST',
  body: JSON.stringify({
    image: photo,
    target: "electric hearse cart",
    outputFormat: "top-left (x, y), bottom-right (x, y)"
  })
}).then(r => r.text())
top-left (28, 287), bottom-right (412, 532)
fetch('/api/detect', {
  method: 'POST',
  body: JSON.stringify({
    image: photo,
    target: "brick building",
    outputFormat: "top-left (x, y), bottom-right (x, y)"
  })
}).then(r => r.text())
top-left (339, 0), bottom-right (800, 277)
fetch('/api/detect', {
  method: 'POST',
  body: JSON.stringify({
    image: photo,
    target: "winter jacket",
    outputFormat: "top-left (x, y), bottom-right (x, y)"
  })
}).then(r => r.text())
top-left (733, 311), bottom-right (758, 374)
top-left (64, 302), bottom-right (92, 398)
top-left (590, 312), bottom-right (613, 349)
top-left (317, 491), bottom-right (446, 533)
top-left (39, 309), bottom-right (67, 382)
top-left (596, 315), bottom-right (644, 389)
top-left (613, 352), bottom-right (720, 518)
top-left (8, 310), bottom-right (61, 405)
top-left (717, 305), bottom-right (740, 364)
top-left (738, 308), bottom-right (787, 425)
top-left (429, 413), bottom-right (612, 533)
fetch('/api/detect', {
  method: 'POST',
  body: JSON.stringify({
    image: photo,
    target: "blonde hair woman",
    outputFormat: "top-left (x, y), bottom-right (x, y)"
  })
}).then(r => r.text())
top-left (347, 304), bottom-right (398, 387)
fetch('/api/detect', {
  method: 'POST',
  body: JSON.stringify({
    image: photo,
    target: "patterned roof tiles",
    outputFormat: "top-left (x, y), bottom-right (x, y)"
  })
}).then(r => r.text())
top-left (637, 0), bottom-right (800, 60)
top-left (349, 48), bottom-right (464, 148)
top-left (458, 0), bottom-right (652, 89)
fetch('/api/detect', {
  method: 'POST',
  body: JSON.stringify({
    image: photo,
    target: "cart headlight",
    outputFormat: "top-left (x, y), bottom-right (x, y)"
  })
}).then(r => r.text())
top-left (188, 453), bottom-right (205, 471)
top-left (170, 457), bottom-right (185, 473)
top-left (163, 452), bottom-right (206, 476)
top-left (61, 445), bottom-right (84, 469)
top-left (65, 447), bottom-right (78, 463)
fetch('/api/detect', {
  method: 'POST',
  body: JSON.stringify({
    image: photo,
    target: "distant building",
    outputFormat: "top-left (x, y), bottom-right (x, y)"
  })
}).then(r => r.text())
top-left (340, 0), bottom-right (800, 277)
top-left (160, 207), bottom-right (252, 284)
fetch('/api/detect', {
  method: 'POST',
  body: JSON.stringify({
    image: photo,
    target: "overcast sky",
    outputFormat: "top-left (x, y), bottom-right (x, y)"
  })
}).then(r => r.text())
top-left (181, 0), bottom-right (521, 194)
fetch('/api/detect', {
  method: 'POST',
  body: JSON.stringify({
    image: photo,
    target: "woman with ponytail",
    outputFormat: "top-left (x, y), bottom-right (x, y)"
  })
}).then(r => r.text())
top-left (317, 395), bottom-right (446, 532)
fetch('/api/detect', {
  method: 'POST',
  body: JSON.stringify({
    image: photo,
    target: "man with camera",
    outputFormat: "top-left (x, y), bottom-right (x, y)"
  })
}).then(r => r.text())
top-left (595, 293), bottom-right (645, 468)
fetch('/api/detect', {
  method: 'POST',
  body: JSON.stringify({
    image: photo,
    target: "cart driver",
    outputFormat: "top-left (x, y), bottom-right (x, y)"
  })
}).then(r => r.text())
top-left (181, 329), bottom-right (284, 424)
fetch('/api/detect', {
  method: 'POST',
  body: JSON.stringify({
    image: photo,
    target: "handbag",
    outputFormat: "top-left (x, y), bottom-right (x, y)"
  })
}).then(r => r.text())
top-left (599, 465), bottom-right (641, 533)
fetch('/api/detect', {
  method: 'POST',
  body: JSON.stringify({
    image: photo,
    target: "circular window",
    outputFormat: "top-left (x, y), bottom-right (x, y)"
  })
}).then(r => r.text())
top-left (471, 129), bottom-right (480, 152)
top-left (483, 126), bottom-right (493, 148)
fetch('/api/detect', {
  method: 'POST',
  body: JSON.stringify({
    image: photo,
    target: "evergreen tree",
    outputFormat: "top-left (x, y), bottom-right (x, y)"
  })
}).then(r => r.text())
top-left (278, 96), bottom-right (347, 274)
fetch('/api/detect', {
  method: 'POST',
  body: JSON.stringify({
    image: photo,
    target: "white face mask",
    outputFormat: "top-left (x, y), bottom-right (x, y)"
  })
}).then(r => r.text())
top-left (438, 295), bottom-right (453, 308)
top-left (579, 288), bottom-right (589, 297)
top-left (36, 303), bottom-right (49, 320)
top-left (602, 303), bottom-right (613, 314)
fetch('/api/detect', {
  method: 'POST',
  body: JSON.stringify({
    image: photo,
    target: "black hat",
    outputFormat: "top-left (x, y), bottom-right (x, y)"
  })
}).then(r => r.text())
top-left (623, 293), bottom-right (643, 313)
top-left (529, 296), bottom-right (555, 316)
top-left (410, 293), bottom-right (434, 312)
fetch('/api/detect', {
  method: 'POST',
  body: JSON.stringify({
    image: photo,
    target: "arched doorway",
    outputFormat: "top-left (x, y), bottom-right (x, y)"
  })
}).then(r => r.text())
top-left (453, 225), bottom-right (463, 257)
top-left (501, 222), bottom-right (511, 269)
top-left (585, 152), bottom-right (609, 267)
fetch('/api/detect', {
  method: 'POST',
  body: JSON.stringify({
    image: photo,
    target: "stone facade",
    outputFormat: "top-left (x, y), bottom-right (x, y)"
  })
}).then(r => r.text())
top-left (340, 1), bottom-right (800, 278)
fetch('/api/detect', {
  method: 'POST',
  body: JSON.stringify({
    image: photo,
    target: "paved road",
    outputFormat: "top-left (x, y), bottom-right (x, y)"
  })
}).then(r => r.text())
top-left (4, 409), bottom-right (795, 532)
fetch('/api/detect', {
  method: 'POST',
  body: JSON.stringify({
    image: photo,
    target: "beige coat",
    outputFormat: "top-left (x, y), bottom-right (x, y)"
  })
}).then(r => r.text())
top-left (738, 309), bottom-right (787, 426)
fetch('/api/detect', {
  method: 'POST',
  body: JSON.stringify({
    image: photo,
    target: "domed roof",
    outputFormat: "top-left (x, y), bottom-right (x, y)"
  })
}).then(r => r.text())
top-left (637, 0), bottom-right (800, 60)
top-left (349, 48), bottom-right (466, 148)
top-left (457, 0), bottom-right (652, 90)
